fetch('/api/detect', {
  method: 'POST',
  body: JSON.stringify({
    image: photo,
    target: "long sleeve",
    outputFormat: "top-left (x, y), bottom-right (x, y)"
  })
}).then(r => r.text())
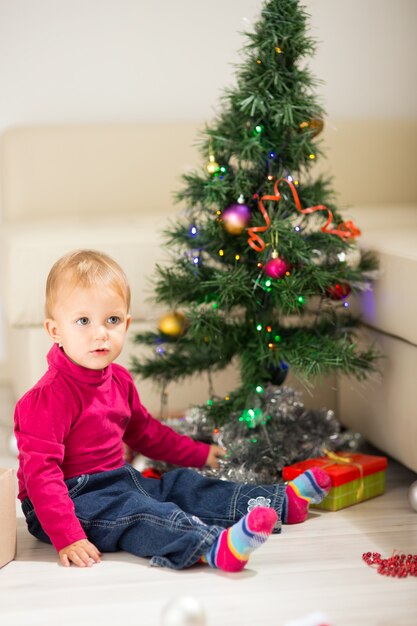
top-left (122, 376), bottom-right (210, 468)
top-left (14, 381), bottom-right (87, 551)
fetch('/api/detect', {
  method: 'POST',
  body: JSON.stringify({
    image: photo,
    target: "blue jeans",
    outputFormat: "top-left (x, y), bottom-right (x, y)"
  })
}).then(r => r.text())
top-left (22, 464), bottom-right (285, 569)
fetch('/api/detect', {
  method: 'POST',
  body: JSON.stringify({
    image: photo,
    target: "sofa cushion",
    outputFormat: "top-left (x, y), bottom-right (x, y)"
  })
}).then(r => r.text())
top-left (0, 124), bottom-right (199, 222)
top-left (2, 215), bottom-right (172, 326)
top-left (358, 226), bottom-right (417, 346)
top-left (338, 327), bottom-right (417, 474)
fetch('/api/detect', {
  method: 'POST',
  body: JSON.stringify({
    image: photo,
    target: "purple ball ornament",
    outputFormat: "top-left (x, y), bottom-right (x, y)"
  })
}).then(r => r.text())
top-left (221, 202), bottom-right (251, 235)
top-left (263, 252), bottom-right (289, 279)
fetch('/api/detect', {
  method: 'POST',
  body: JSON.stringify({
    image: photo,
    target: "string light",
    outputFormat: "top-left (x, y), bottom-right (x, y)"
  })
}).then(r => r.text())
top-left (269, 151), bottom-right (276, 159)
top-left (239, 407), bottom-right (263, 428)
top-left (343, 302), bottom-right (350, 308)
top-left (256, 324), bottom-right (262, 331)
top-left (294, 225), bottom-right (301, 232)
top-left (266, 325), bottom-right (272, 332)
top-left (267, 174), bottom-right (274, 181)
top-left (298, 296), bottom-right (305, 304)
top-left (235, 254), bottom-right (240, 261)
top-left (309, 154), bottom-right (316, 160)
top-left (275, 47), bottom-right (283, 54)
top-left (265, 280), bottom-right (272, 287)
top-left (268, 342), bottom-right (274, 349)
top-left (218, 249), bottom-right (224, 257)
top-left (255, 385), bottom-right (264, 394)
top-left (255, 125), bottom-right (263, 134)
top-left (189, 225), bottom-right (198, 237)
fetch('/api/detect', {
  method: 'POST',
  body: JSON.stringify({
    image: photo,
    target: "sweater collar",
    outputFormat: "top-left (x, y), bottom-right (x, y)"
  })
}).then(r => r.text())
top-left (47, 343), bottom-right (112, 385)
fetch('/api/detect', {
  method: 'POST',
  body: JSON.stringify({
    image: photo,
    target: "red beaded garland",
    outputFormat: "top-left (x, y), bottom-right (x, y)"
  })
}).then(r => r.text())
top-left (362, 550), bottom-right (417, 578)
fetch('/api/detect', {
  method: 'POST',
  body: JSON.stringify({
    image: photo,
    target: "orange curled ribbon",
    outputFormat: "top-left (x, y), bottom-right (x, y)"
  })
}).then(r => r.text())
top-left (247, 177), bottom-right (361, 253)
top-left (322, 448), bottom-right (365, 501)
top-left (246, 193), bottom-right (273, 253)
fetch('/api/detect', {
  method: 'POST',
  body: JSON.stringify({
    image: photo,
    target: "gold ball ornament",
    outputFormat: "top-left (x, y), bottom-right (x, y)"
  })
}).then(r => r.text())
top-left (157, 311), bottom-right (187, 338)
top-left (206, 154), bottom-right (219, 174)
top-left (299, 117), bottom-right (324, 137)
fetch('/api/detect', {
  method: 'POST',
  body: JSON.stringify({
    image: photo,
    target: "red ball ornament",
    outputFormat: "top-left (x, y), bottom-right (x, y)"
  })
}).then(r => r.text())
top-left (326, 283), bottom-right (351, 300)
top-left (221, 203), bottom-right (251, 235)
top-left (263, 256), bottom-right (288, 279)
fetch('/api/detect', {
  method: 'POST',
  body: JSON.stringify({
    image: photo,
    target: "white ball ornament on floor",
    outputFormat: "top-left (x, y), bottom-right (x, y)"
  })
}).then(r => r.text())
top-left (8, 434), bottom-right (18, 456)
top-left (161, 597), bottom-right (206, 626)
top-left (408, 480), bottom-right (417, 512)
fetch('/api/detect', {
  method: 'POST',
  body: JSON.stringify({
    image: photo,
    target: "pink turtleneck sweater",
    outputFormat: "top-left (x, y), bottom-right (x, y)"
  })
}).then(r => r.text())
top-left (14, 344), bottom-right (210, 551)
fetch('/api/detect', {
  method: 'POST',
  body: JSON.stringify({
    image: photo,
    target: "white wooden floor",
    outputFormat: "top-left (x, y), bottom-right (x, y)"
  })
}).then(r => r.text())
top-left (1, 422), bottom-right (416, 626)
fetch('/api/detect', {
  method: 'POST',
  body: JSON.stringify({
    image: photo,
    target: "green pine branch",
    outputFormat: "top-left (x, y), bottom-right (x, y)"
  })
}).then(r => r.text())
top-left (131, 0), bottom-right (380, 414)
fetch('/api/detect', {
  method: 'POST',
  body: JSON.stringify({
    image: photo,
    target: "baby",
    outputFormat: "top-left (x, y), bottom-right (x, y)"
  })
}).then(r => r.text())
top-left (14, 249), bottom-right (330, 571)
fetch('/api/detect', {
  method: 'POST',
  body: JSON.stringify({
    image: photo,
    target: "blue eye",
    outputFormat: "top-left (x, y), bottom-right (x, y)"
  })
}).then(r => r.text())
top-left (107, 316), bottom-right (120, 324)
top-left (76, 317), bottom-right (89, 326)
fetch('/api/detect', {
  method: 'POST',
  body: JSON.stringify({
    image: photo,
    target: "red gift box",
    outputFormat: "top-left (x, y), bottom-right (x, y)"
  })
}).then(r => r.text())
top-left (283, 453), bottom-right (388, 511)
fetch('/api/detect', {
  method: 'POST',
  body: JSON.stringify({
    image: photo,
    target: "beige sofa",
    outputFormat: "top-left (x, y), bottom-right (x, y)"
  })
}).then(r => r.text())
top-left (0, 124), bottom-right (243, 416)
top-left (0, 123), bottom-right (416, 475)
top-left (337, 209), bottom-right (417, 475)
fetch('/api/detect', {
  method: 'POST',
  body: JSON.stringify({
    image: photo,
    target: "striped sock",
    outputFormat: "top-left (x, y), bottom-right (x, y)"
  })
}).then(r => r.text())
top-left (202, 507), bottom-right (278, 572)
top-left (282, 467), bottom-right (331, 524)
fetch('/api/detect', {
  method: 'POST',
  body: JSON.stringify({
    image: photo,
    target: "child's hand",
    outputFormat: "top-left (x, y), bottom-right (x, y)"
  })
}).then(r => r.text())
top-left (58, 539), bottom-right (102, 568)
top-left (206, 444), bottom-right (227, 468)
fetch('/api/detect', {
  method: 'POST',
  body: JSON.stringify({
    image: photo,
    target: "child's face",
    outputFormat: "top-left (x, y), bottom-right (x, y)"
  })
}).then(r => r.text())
top-left (44, 283), bottom-right (131, 370)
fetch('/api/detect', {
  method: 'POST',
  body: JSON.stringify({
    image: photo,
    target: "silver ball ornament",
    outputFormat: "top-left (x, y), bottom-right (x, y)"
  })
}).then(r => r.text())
top-left (310, 249), bottom-right (326, 266)
top-left (336, 245), bottom-right (361, 268)
top-left (161, 597), bottom-right (206, 626)
top-left (408, 480), bottom-right (417, 512)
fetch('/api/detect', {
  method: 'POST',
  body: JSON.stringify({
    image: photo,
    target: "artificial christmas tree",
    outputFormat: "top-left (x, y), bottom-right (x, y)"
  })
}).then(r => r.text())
top-left (131, 0), bottom-right (378, 481)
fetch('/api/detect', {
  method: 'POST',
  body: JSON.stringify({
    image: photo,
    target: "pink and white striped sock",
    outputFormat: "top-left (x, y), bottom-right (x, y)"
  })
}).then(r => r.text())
top-left (202, 506), bottom-right (278, 572)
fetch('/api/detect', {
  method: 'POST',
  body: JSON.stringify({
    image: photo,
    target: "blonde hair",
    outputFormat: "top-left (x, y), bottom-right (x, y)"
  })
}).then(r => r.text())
top-left (45, 249), bottom-right (131, 318)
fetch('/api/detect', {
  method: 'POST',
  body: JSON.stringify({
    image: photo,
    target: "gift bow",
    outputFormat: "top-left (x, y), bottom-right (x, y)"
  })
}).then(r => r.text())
top-left (322, 449), bottom-right (365, 501)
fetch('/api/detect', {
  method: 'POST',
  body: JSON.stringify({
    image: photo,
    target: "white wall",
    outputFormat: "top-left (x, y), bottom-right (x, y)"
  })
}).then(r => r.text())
top-left (0, 0), bottom-right (416, 135)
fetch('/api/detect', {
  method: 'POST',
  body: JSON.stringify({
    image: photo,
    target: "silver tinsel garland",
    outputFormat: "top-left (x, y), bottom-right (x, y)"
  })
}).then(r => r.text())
top-left (146, 385), bottom-right (363, 484)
